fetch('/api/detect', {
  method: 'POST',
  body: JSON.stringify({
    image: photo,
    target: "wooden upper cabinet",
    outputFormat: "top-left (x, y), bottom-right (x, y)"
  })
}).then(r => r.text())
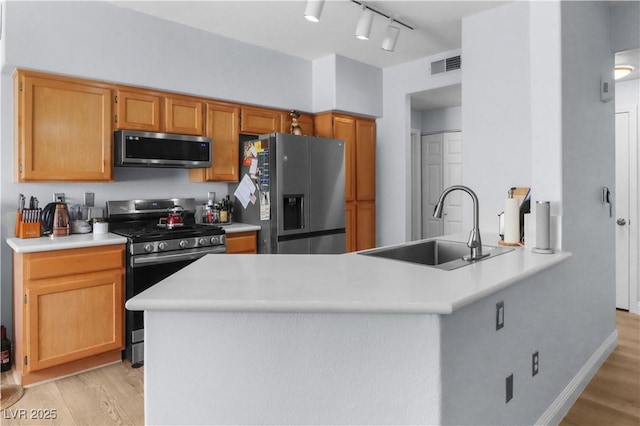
top-left (282, 112), bottom-right (315, 136)
top-left (14, 70), bottom-right (113, 182)
top-left (164, 96), bottom-right (204, 136)
top-left (114, 89), bottom-right (161, 131)
top-left (190, 101), bottom-right (240, 182)
top-left (240, 106), bottom-right (282, 135)
top-left (355, 119), bottom-right (376, 201)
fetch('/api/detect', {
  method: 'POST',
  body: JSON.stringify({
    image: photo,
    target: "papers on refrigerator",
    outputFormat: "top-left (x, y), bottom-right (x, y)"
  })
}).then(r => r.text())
top-left (234, 174), bottom-right (257, 209)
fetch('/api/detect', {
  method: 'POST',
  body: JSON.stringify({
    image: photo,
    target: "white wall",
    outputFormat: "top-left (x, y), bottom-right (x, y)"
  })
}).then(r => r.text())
top-left (462, 1), bottom-right (533, 232)
top-left (555, 0), bottom-right (617, 399)
top-left (610, 0), bottom-right (640, 53)
top-left (421, 106), bottom-right (462, 134)
top-left (378, 53), bottom-right (462, 246)
top-left (311, 54), bottom-right (382, 117)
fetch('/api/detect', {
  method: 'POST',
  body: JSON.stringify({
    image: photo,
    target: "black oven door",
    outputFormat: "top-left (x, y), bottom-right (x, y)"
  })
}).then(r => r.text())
top-left (125, 246), bottom-right (225, 367)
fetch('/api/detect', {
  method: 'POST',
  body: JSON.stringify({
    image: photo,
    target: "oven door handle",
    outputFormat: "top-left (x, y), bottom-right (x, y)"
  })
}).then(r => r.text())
top-left (131, 246), bottom-right (226, 267)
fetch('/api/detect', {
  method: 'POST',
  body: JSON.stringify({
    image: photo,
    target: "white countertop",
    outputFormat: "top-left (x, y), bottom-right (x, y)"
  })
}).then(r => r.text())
top-left (218, 222), bottom-right (261, 234)
top-left (126, 236), bottom-right (571, 315)
top-left (6, 233), bottom-right (128, 253)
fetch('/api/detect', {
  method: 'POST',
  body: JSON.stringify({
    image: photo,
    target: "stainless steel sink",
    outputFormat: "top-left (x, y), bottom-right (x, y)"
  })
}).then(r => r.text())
top-left (358, 239), bottom-right (514, 271)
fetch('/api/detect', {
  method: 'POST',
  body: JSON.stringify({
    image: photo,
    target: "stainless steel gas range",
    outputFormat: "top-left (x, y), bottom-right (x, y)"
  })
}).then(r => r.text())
top-left (106, 198), bottom-right (225, 367)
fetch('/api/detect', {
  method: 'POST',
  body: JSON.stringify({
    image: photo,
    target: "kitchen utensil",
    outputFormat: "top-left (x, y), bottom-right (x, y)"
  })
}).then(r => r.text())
top-left (41, 202), bottom-right (70, 237)
top-left (159, 205), bottom-right (184, 228)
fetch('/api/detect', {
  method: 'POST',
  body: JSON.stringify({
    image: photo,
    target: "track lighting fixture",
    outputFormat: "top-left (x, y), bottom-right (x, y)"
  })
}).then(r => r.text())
top-left (381, 20), bottom-right (400, 52)
top-left (355, 5), bottom-right (374, 40)
top-left (304, 0), bottom-right (325, 23)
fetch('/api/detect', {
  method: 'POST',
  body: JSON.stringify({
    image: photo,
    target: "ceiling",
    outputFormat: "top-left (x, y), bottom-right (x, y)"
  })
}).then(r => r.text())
top-left (111, 1), bottom-right (638, 112)
top-left (111, 0), bottom-right (507, 69)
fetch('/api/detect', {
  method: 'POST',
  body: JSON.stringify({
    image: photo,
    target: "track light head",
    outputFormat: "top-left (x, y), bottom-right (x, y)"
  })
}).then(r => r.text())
top-left (381, 21), bottom-right (400, 52)
top-left (304, 0), bottom-right (325, 23)
top-left (355, 6), bottom-right (374, 40)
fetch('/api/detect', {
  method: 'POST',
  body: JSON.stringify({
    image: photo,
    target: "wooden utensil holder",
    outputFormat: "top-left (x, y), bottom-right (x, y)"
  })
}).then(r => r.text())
top-left (16, 211), bottom-right (41, 238)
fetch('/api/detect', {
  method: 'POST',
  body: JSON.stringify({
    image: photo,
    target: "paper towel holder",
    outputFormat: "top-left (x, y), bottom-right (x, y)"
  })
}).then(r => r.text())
top-left (532, 201), bottom-right (555, 254)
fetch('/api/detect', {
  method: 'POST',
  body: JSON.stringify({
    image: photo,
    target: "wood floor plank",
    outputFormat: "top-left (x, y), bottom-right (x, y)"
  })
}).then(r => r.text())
top-left (561, 310), bottom-right (640, 426)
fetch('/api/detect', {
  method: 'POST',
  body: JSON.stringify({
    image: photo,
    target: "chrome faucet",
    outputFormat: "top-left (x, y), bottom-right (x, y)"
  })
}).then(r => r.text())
top-left (433, 185), bottom-right (489, 261)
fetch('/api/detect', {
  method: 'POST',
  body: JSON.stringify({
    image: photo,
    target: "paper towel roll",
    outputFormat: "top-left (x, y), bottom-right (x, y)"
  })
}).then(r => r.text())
top-left (535, 201), bottom-right (551, 250)
top-left (504, 198), bottom-right (520, 244)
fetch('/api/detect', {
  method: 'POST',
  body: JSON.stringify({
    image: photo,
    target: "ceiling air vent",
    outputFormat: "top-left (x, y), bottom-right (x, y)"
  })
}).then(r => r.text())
top-left (431, 55), bottom-right (462, 75)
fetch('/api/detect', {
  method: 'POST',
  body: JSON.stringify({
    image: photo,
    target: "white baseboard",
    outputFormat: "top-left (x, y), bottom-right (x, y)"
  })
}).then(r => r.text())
top-left (535, 330), bottom-right (618, 426)
top-left (631, 301), bottom-right (640, 315)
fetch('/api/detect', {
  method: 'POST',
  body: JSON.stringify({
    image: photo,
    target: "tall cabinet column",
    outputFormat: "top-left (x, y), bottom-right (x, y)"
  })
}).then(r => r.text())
top-left (315, 112), bottom-right (376, 252)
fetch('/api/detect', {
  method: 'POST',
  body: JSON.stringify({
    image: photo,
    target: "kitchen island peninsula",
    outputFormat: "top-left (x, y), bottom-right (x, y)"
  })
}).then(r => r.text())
top-left (127, 236), bottom-right (574, 425)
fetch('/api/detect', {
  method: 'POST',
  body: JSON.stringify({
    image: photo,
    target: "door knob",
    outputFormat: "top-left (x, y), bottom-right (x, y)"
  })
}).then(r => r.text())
top-left (617, 218), bottom-right (627, 226)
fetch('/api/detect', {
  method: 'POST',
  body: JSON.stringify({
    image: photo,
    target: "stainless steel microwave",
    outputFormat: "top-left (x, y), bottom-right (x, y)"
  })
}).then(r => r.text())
top-left (114, 130), bottom-right (212, 168)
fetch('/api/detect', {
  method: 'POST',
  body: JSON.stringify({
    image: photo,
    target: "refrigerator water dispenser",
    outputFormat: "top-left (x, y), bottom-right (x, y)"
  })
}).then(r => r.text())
top-left (283, 195), bottom-right (304, 230)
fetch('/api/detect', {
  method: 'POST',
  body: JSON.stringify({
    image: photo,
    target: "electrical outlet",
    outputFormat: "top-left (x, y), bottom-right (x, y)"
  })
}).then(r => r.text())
top-left (53, 193), bottom-right (65, 202)
top-left (84, 192), bottom-right (95, 207)
top-left (532, 351), bottom-right (539, 376)
top-left (506, 374), bottom-right (513, 403)
top-left (496, 301), bottom-right (505, 330)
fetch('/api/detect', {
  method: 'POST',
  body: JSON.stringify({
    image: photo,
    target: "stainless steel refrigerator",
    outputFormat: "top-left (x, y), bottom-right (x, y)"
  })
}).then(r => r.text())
top-left (230, 133), bottom-right (345, 254)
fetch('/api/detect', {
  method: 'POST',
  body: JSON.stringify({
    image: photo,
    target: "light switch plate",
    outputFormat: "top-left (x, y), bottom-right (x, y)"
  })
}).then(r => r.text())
top-left (600, 77), bottom-right (613, 102)
top-left (84, 192), bottom-right (95, 207)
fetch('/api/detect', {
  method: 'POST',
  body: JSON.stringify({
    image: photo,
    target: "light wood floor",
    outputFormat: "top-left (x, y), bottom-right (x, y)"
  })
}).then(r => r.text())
top-left (561, 310), bottom-right (640, 426)
top-left (1, 311), bottom-right (637, 425)
top-left (1, 361), bottom-right (144, 425)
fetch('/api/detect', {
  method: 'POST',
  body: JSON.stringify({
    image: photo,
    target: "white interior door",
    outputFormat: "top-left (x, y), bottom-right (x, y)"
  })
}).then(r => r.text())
top-left (615, 108), bottom-right (638, 312)
top-left (422, 133), bottom-right (444, 238)
top-left (443, 132), bottom-right (463, 235)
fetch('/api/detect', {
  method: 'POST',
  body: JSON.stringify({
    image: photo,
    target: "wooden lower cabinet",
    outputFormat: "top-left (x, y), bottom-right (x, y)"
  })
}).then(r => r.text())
top-left (13, 245), bottom-right (125, 386)
top-left (345, 202), bottom-right (357, 253)
top-left (226, 231), bottom-right (258, 254)
top-left (355, 200), bottom-right (376, 251)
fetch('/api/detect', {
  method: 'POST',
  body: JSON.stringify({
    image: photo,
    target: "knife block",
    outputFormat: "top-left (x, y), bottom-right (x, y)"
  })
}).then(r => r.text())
top-left (16, 211), bottom-right (41, 238)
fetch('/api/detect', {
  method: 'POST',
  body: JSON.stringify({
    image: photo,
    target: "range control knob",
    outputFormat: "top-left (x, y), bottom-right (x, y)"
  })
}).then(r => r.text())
top-left (158, 242), bottom-right (168, 251)
top-left (210, 236), bottom-right (219, 245)
top-left (198, 238), bottom-right (207, 246)
top-left (179, 239), bottom-right (189, 249)
top-left (144, 243), bottom-right (154, 253)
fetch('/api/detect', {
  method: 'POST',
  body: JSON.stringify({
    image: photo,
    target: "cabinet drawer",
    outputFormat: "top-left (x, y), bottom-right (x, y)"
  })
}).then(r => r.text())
top-left (25, 245), bottom-right (125, 281)
top-left (226, 232), bottom-right (257, 254)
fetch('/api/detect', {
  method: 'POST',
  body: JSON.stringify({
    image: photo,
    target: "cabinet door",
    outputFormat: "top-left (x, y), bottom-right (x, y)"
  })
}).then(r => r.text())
top-left (356, 200), bottom-right (376, 251)
top-left (345, 202), bottom-right (357, 253)
top-left (333, 117), bottom-right (357, 202)
top-left (240, 106), bottom-right (282, 135)
top-left (115, 89), bottom-right (161, 131)
top-left (15, 72), bottom-right (113, 182)
top-left (164, 97), bottom-right (204, 136)
top-left (226, 232), bottom-right (258, 254)
top-left (25, 269), bottom-right (124, 373)
top-left (190, 102), bottom-right (240, 182)
top-left (356, 119), bottom-right (376, 201)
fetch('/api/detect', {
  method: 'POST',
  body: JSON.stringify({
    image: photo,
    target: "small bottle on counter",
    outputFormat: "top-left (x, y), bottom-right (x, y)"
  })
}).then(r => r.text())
top-left (219, 200), bottom-right (228, 223)
top-left (1, 325), bottom-right (11, 372)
